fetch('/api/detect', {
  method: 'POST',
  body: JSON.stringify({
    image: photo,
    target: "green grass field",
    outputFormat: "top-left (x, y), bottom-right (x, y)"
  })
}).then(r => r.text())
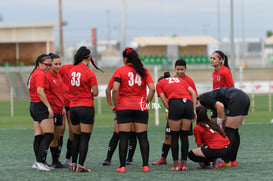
top-left (0, 97), bottom-right (273, 180)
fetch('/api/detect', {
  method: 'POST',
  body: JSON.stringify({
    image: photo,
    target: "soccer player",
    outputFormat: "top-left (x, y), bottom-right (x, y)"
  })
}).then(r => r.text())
top-left (210, 50), bottom-right (234, 89)
top-left (102, 75), bottom-right (137, 166)
top-left (112, 47), bottom-right (155, 173)
top-left (58, 63), bottom-right (74, 167)
top-left (198, 87), bottom-right (250, 168)
top-left (69, 46), bottom-right (102, 173)
top-left (152, 59), bottom-right (198, 165)
top-left (188, 105), bottom-right (230, 169)
top-left (156, 72), bottom-right (197, 171)
top-left (44, 53), bottom-right (65, 168)
top-left (28, 54), bottom-right (54, 171)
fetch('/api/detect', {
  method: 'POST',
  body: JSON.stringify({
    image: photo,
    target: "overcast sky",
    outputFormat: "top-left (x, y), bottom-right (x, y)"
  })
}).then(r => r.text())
top-left (1, 0), bottom-right (273, 47)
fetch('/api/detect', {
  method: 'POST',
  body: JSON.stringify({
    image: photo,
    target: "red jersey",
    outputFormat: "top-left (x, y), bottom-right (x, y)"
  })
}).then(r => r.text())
top-left (156, 77), bottom-right (192, 103)
top-left (45, 71), bottom-right (64, 114)
top-left (69, 63), bottom-right (98, 107)
top-left (212, 65), bottom-right (234, 89)
top-left (28, 68), bottom-right (46, 102)
top-left (193, 123), bottom-right (230, 149)
top-left (113, 63), bottom-right (153, 110)
top-left (59, 64), bottom-right (74, 107)
top-left (175, 75), bottom-right (198, 95)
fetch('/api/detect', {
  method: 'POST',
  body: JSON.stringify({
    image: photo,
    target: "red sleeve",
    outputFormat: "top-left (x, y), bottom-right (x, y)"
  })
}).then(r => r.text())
top-left (156, 81), bottom-right (163, 97)
top-left (36, 71), bottom-right (46, 88)
top-left (223, 69), bottom-right (234, 87)
top-left (89, 71), bottom-right (98, 87)
top-left (144, 69), bottom-right (153, 85)
top-left (193, 125), bottom-right (204, 146)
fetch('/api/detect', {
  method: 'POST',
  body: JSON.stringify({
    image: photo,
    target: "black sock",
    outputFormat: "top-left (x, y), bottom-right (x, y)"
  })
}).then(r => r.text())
top-left (37, 133), bottom-right (54, 163)
top-left (71, 134), bottom-right (80, 163)
top-left (118, 132), bottom-right (130, 167)
top-left (127, 132), bottom-right (137, 162)
top-left (171, 131), bottom-right (180, 163)
top-left (50, 146), bottom-right (59, 163)
top-left (180, 131), bottom-right (189, 162)
top-left (224, 127), bottom-right (237, 162)
top-left (33, 135), bottom-right (43, 161)
top-left (57, 136), bottom-right (63, 159)
top-left (106, 132), bottom-right (119, 161)
top-left (66, 139), bottom-right (72, 159)
top-left (78, 132), bottom-right (91, 166)
top-left (161, 143), bottom-right (171, 158)
top-left (232, 129), bottom-right (240, 161)
top-left (136, 131), bottom-right (149, 166)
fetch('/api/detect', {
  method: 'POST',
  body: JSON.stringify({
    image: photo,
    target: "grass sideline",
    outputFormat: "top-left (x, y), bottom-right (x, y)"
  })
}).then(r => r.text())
top-left (0, 124), bottom-right (273, 181)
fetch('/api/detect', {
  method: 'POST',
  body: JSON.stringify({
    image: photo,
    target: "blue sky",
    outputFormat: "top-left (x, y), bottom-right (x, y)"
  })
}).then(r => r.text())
top-left (1, 0), bottom-right (273, 47)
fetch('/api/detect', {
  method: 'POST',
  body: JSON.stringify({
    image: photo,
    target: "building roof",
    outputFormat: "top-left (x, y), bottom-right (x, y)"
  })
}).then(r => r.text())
top-left (265, 36), bottom-right (273, 44)
top-left (0, 23), bottom-right (55, 43)
top-left (133, 36), bottom-right (218, 47)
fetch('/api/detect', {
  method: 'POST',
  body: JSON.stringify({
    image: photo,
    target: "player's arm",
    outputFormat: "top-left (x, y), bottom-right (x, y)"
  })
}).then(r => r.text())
top-left (91, 85), bottom-right (98, 97)
top-left (159, 93), bottom-right (168, 109)
top-left (146, 82), bottom-right (155, 104)
top-left (37, 87), bottom-right (53, 119)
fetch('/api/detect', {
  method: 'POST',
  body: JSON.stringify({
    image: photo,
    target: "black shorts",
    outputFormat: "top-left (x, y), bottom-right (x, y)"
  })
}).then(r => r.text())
top-left (64, 106), bottom-right (70, 112)
top-left (30, 102), bottom-right (49, 123)
top-left (69, 106), bottom-right (95, 125)
top-left (53, 113), bottom-right (63, 126)
top-left (226, 93), bottom-right (250, 117)
top-left (201, 145), bottom-right (229, 159)
top-left (168, 98), bottom-right (194, 120)
top-left (116, 110), bottom-right (148, 124)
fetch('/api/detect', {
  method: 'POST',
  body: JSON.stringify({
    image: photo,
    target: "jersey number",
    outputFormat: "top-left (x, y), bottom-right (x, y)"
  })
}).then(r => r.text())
top-left (128, 72), bottom-right (142, 86)
top-left (167, 77), bottom-right (180, 84)
top-left (71, 72), bottom-right (81, 87)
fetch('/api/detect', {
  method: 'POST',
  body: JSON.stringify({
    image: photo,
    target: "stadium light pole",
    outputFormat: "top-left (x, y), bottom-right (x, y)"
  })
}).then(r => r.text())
top-left (58, 0), bottom-right (64, 59)
top-left (121, 0), bottom-right (127, 51)
top-left (217, 0), bottom-right (221, 42)
top-left (230, 0), bottom-right (236, 81)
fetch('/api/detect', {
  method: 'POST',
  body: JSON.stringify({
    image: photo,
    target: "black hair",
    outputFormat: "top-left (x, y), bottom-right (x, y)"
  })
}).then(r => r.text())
top-left (123, 47), bottom-right (146, 79)
top-left (27, 54), bottom-right (51, 85)
top-left (48, 53), bottom-right (60, 60)
top-left (158, 71), bottom-right (170, 82)
top-left (175, 59), bottom-right (187, 67)
top-left (196, 105), bottom-right (226, 137)
top-left (213, 50), bottom-right (230, 70)
top-left (74, 46), bottom-right (103, 72)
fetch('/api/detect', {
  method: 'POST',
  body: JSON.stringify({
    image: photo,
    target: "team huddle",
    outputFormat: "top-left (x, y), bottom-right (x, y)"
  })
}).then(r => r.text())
top-left (28, 47), bottom-right (250, 173)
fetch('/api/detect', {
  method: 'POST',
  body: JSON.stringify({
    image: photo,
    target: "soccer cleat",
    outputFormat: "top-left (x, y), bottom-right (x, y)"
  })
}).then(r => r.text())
top-left (219, 160), bottom-right (231, 167)
top-left (63, 159), bottom-right (71, 167)
top-left (76, 165), bottom-right (91, 173)
top-left (170, 163), bottom-right (180, 171)
top-left (178, 158), bottom-right (182, 164)
top-left (181, 163), bottom-right (187, 171)
top-left (32, 161), bottom-right (38, 170)
top-left (126, 160), bottom-right (133, 165)
top-left (142, 166), bottom-right (150, 172)
top-left (70, 163), bottom-right (76, 172)
top-left (36, 162), bottom-right (51, 171)
top-left (152, 157), bottom-right (167, 165)
top-left (102, 160), bottom-right (111, 166)
top-left (231, 160), bottom-right (237, 167)
top-left (213, 158), bottom-right (222, 169)
top-left (51, 161), bottom-right (66, 168)
top-left (115, 166), bottom-right (126, 173)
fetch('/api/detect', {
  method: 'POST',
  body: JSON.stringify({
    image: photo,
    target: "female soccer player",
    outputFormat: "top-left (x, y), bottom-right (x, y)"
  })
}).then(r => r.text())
top-left (28, 54), bottom-right (54, 171)
top-left (199, 87), bottom-right (250, 168)
top-left (58, 63), bottom-right (74, 167)
top-left (188, 105), bottom-right (230, 169)
top-left (210, 50), bottom-right (234, 89)
top-left (152, 59), bottom-right (198, 165)
top-left (102, 75), bottom-right (137, 166)
top-left (44, 53), bottom-right (65, 168)
top-left (112, 47), bottom-right (155, 173)
top-left (156, 71), bottom-right (197, 171)
top-left (69, 46), bottom-right (102, 173)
